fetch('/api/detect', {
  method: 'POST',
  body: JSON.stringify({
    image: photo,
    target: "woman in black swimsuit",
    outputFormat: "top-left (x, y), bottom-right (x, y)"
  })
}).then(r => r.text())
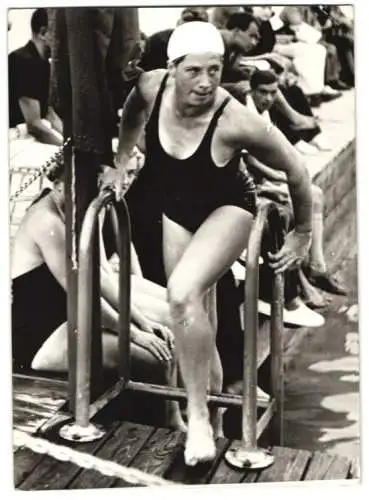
top-left (109, 22), bottom-right (313, 466)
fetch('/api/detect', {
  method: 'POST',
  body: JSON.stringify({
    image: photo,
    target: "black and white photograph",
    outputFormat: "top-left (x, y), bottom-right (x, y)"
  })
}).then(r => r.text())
top-left (7, 2), bottom-right (360, 492)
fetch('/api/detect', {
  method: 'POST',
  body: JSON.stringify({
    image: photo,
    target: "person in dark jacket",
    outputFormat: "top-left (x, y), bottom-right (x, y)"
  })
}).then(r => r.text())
top-left (8, 8), bottom-right (63, 145)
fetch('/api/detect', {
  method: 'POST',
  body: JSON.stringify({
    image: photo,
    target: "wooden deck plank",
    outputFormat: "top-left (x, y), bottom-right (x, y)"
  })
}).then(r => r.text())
top-left (242, 470), bottom-right (261, 483)
top-left (256, 447), bottom-right (311, 483)
top-left (12, 375), bottom-right (68, 436)
top-left (13, 408), bottom-right (56, 435)
top-left (13, 375), bottom-right (68, 399)
top-left (117, 427), bottom-right (184, 484)
top-left (14, 447), bottom-right (46, 487)
top-left (167, 437), bottom-right (230, 485)
top-left (16, 422), bottom-right (120, 490)
top-left (211, 440), bottom-right (258, 484)
top-left (13, 396), bottom-right (65, 416)
top-left (323, 456), bottom-right (351, 480)
top-left (69, 422), bottom-right (155, 489)
top-left (304, 451), bottom-right (350, 481)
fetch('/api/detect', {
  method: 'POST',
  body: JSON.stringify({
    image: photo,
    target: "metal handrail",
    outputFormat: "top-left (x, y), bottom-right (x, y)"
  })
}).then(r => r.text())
top-left (60, 195), bottom-right (286, 468)
top-left (59, 189), bottom-right (131, 441)
top-left (108, 201), bottom-right (131, 382)
top-left (75, 190), bottom-right (131, 427)
top-left (243, 200), bottom-right (285, 447)
top-left (225, 199), bottom-right (286, 469)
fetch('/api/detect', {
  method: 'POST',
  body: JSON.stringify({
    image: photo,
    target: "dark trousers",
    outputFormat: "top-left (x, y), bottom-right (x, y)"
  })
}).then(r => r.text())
top-left (321, 41), bottom-right (341, 84)
top-left (324, 28), bottom-right (354, 86)
top-left (271, 84), bottom-right (321, 145)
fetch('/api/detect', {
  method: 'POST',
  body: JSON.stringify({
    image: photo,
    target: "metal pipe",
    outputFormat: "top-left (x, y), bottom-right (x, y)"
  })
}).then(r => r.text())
top-left (225, 200), bottom-right (284, 470)
top-left (256, 399), bottom-right (276, 440)
top-left (270, 208), bottom-right (286, 446)
top-left (59, 189), bottom-right (132, 442)
top-left (109, 201), bottom-right (131, 383)
top-left (242, 201), bottom-right (271, 449)
top-left (125, 381), bottom-right (270, 408)
top-left (75, 190), bottom-right (114, 427)
top-left (73, 190), bottom-right (132, 429)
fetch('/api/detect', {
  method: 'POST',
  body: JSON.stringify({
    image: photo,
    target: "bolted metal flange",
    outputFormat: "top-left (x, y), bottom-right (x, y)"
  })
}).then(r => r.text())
top-left (59, 422), bottom-right (106, 443)
top-left (225, 446), bottom-right (274, 470)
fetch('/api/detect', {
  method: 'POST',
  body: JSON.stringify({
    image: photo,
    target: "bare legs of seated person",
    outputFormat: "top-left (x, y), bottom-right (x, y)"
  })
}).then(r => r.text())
top-left (31, 279), bottom-right (187, 432)
top-left (259, 184), bottom-right (347, 309)
top-left (301, 185), bottom-right (347, 301)
top-left (31, 321), bottom-right (168, 375)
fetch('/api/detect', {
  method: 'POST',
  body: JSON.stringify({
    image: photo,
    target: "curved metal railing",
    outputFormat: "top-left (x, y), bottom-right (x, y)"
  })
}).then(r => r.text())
top-left (59, 190), bottom-right (131, 438)
top-left (60, 194), bottom-right (286, 470)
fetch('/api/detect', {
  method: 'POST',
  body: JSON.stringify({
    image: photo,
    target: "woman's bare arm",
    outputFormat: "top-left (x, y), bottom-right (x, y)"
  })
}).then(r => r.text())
top-left (231, 104), bottom-right (312, 233)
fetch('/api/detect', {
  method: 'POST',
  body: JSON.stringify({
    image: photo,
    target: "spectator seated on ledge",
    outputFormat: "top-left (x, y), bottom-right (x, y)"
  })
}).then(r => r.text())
top-left (241, 6), bottom-right (295, 76)
top-left (219, 12), bottom-right (318, 133)
top-left (207, 5), bottom-right (244, 30)
top-left (249, 70), bottom-right (331, 154)
top-left (311, 5), bottom-right (354, 88)
top-left (273, 6), bottom-right (342, 107)
top-left (8, 8), bottom-right (63, 146)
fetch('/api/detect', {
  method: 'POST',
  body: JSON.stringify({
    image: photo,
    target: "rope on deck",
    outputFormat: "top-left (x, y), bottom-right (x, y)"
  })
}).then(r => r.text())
top-left (13, 429), bottom-right (175, 487)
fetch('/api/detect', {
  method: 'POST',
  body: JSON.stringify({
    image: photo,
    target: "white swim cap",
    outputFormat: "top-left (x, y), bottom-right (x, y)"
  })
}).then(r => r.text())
top-left (167, 21), bottom-right (225, 63)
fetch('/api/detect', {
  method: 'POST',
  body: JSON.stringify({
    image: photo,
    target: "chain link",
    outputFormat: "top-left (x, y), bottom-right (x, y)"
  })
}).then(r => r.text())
top-left (14, 429), bottom-right (174, 487)
top-left (10, 137), bottom-right (72, 203)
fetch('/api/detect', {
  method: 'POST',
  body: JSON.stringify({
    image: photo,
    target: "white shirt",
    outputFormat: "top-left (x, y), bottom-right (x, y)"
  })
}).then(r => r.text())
top-left (246, 94), bottom-right (272, 123)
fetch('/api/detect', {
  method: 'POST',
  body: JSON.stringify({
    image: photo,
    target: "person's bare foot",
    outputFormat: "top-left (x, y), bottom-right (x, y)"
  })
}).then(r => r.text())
top-left (299, 268), bottom-right (329, 308)
top-left (225, 380), bottom-right (270, 403)
top-left (184, 417), bottom-right (216, 466)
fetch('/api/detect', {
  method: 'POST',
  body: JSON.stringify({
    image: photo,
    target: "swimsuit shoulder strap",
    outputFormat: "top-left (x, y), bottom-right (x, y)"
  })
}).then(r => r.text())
top-left (148, 72), bottom-right (170, 124)
top-left (204, 96), bottom-right (232, 141)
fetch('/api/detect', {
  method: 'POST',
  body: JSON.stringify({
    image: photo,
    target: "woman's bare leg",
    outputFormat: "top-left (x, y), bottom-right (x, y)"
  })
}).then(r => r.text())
top-left (206, 286), bottom-right (225, 438)
top-left (163, 207), bottom-right (253, 465)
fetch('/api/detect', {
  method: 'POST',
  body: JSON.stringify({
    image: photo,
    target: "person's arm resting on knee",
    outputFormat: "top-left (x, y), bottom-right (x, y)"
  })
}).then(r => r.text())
top-left (19, 97), bottom-right (63, 146)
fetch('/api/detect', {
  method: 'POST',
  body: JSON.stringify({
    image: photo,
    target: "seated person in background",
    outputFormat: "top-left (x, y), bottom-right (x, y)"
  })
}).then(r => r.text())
top-left (303, 6), bottom-right (350, 91)
top-left (220, 12), bottom-right (318, 132)
top-left (261, 71), bottom-right (331, 154)
top-left (139, 7), bottom-right (209, 72)
top-left (207, 5), bottom-right (244, 29)
top-left (8, 8), bottom-right (63, 146)
top-left (311, 5), bottom-right (354, 88)
top-left (246, 6), bottom-right (332, 152)
top-left (241, 6), bottom-right (294, 75)
top-left (244, 69), bottom-right (347, 303)
top-left (273, 6), bottom-right (342, 107)
top-left (11, 157), bottom-right (185, 429)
